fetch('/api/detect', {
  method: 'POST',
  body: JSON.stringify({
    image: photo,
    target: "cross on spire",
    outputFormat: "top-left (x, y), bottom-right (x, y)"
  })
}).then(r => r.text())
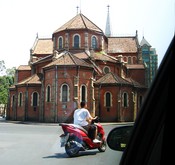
top-left (76, 6), bottom-right (79, 14)
top-left (76, 0), bottom-right (82, 14)
top-left (107, 5), bottom-right (110, 12)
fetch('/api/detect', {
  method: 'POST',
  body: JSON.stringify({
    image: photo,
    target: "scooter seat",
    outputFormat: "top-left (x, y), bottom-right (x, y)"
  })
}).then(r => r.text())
top-left (59, 123), bottom-right (88, 134)
top-left (70, 124), bottom-right (88, 134)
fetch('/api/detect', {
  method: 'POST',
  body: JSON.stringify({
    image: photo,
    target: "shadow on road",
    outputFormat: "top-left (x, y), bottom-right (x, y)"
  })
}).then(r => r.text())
top-left (43, 151), bottom-right (99, 159)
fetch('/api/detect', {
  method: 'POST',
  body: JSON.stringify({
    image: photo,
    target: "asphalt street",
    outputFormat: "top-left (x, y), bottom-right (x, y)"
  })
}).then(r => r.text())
top-left (0, 117), bottom-right (126, 165)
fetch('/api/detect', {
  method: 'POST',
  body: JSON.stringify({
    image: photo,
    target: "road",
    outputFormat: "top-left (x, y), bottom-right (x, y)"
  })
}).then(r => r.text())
top-left (0, 118), bottom-right (123, 165)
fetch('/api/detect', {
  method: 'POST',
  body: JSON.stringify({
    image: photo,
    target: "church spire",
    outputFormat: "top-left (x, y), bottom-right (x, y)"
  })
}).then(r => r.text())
top-left (105, 5), bottom-right (111, 37)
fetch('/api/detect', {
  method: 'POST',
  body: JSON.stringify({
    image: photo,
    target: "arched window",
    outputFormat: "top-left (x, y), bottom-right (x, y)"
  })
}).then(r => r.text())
top-left (74, 34), bottom-right (80, 48)
top-left (18, 92), bottom-right (23, 107)
top-left (128, 57), bottom-right (131, 64)
top-left (61, 84), bottom-right (69, 102)
top-left (133, 56), bottom-right (136, 64)
top-left (91, 36), bottom-right (97, 49)
top-left (123, 92), bottom-right (129, 107)
top-left (32, 92), bottom-right (39, 107)
top-left (105, 92), bottom-right (112, 112)
top-left (58, 37), bottom-right (63, 49)
top-left (80, 85), bottom-right (87, 102)
top-left (105, 92), bottom-right (111, 107)
top-left (11, 95), bottom-right (15, 108)
top-left (46, 85), bottom-right (51, 102)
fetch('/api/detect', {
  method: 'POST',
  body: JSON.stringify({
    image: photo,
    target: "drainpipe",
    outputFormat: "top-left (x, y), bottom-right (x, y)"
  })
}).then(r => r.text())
top-left (74, 66), bottom-right (80, 108)
top-left (55, 65), bottom-right (58, 122)
top-left (118, 85), bottom-right (122, 122)
top-left (98, 83), bottom-right (102, 119)
top-left (25, 84), bottom-right (28, 121)
top-left (132, 91), bottom-right (137, 121)
top-left (90, 77), bottom-right (95, 116)
top-left (14, 86), bottom-right (18, 121)
top-left (40, 73), bottom-right (44, 122)
top-left (6, 89), bottom-right (10, 120)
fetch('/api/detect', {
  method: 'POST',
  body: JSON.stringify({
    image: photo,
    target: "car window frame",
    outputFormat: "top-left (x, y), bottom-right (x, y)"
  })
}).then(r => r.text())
top-left (118, 35), bottom-right (174, 164)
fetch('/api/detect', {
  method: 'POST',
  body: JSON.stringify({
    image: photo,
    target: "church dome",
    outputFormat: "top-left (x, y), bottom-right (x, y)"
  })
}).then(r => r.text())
top-left (53, 13), bottom-right (103, 34)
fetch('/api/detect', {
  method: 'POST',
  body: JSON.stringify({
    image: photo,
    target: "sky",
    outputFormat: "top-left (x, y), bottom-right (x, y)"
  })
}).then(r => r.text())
top-left (0, 0), bottom-right (174, 70)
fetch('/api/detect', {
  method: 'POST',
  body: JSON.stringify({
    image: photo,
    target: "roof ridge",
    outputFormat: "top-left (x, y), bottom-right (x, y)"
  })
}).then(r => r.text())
top-left (80, 13), bottom-right (103, 32)
top-left (110, 72), bottom-right (131, 85)
top-left (53, 13), bottom-right (103, 33)
top-left (80, 13), bottom-right (88, 29)
top-left (67, 51), bottom-right (78, 65)
top-left (17, 74), bottom-right (38, 85)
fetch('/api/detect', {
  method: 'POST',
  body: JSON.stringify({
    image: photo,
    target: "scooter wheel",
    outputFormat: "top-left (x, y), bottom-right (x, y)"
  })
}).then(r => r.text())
top-left (98, 140), bottom-right (107, 152)
top-left (65, 140), bottom-right (79, 157)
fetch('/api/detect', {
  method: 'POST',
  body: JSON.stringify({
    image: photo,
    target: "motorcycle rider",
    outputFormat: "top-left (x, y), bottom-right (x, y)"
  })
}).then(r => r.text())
top-left (73, 101), bottom-right (101, 143)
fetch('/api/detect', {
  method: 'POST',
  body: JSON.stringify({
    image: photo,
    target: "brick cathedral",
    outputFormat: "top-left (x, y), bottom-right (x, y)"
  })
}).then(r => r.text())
top-left (7, 10), bottom-right (147, 122)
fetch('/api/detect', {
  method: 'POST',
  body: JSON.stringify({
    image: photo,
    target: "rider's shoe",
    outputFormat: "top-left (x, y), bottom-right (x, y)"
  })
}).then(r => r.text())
top-left (93, 139), bottom-right (101, 143)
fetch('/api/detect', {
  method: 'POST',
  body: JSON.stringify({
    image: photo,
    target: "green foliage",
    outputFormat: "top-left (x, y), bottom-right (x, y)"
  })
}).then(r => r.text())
top-left (0, 60), bottom-right (6, 75)
top-left (6, 67), bottom-right (16, 77)
top-left (0, 74), bottom-right (15, 104)
top-left (0, 60), bottom-right (15, 104)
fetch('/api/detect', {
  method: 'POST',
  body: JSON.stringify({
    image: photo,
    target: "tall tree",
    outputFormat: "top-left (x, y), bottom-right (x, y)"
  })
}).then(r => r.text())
top-left (0, 62), bottom-right (15, 105)
top-left (0, 60), bottom-right (6, 75)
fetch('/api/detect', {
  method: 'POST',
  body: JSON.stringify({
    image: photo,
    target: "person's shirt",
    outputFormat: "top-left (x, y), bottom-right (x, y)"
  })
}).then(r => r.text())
top-left (73, 108), bottom-right (91, 126)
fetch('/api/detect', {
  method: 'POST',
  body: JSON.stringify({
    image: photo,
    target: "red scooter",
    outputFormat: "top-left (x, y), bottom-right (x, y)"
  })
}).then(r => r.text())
top-left (59, 117), bottom-right (107, 157)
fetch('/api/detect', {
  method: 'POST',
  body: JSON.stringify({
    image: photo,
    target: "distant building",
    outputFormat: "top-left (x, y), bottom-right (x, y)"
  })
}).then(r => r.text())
top-left (7, 10), bottom-right (148, 123)
top-left (140, 37), bottom-right (158, 87)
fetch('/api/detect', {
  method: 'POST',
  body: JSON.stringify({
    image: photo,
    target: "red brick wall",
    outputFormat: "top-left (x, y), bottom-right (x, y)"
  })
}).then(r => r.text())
top-left (26, 86), bottom-right (41, 121)
top-left (16, 87), bottom-right (26, 120)
top-left (128, 69), bottom-right (146, 85)
top-left (53, 30), bottom-right (102, 51)
top-left (97, 86), bottom-right (120, 121)
top-left (43, 66), bottom-right (94, 122)
top-left (95, 85), bottom-right (135, 122)
top-left (8, 89), bottom-right (16, 120)
top-left (17, 70), bottom-right (31, 82)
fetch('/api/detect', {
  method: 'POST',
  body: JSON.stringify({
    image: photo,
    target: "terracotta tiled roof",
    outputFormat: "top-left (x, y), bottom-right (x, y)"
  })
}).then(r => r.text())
top-left (95, 72), bottom-right (130, 85)
top-left (54, 13), bottom-right (103, 34)
top-left (44, 51), bottom-right (93, 68)
top-left (17, 65), bottom-right (31, 70)
top-left (32, 38), bottom-right (53, 55)
top-left (93, 52), bottom-right (118, 62)
top-left (17, 74), bottom-right (41, 85)
top-left (107, 37), bottom-right (138, 53)
top-left (95, 72), bottom-right (144, 88)
top-left (32, 55), bottom-right (53, 65)
top-left (124, 77), bottom-right (146, 88)
top-left (73, 52), bottom-right (89, 59)
top-left (73, 51), bottom-right (118, 74)
top-left (73, 51), bottom-right (118, 63)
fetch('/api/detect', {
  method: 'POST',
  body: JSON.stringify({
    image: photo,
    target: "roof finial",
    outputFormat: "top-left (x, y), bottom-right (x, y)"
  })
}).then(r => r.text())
top-left (142, 28), bottom-right (144, 38)
top-left (76, 0), bottom-right (81, 14)
top-left (76, 6), bottom-right (79, 15)
top-left (107, 5), bottom-right (110, 12)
